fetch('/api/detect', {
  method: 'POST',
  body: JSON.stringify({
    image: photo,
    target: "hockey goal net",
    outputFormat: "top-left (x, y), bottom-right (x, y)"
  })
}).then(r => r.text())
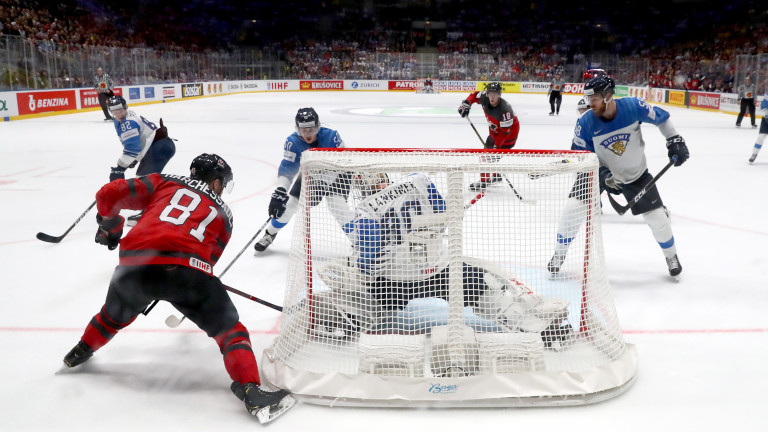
top-left (414, 77), bottom-right (441, 93)
top-left (261, 148), bottom-right (637, 407)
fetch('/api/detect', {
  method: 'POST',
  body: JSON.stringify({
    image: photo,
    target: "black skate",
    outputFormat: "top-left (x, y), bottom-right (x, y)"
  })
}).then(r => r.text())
top-left (63, 341), bottom-right (93, 368)
top-left (666, 254), bottom-right (682, 280)
top-left (468, 175), bottom-right (502, 192)
top-left (541, 322), bottom-right (574, 351)
top-left (547, 252), bottom-right (566, 276)
top-left (231, 382), bottom-right (296, 424)
top-left (253, 231), bottom-right (277, 253)
top-left (749, 153), bottom-right (758, 163)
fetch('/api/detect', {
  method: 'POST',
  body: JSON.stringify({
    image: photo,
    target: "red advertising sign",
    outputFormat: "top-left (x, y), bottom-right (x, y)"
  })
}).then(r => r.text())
top-left (689, 91), bottom-right (720, 109)
top-left (300, 80), bottom-right (344, 90)
top-left (562, 83), bottom-right (585, 95)
top-left (388, 80), bottom-right (417, 91)
top-left (80, 88), bottom-right (124, 108)
top-left (16, 90), bottom-right (77, 115)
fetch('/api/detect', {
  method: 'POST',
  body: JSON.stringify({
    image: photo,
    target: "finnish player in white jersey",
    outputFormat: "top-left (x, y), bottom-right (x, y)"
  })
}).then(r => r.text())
top-left (548, 75), bottom-right (690, 280)
top-left (311, 172), bottom-right (573, 350)
top-left (107, 95), bottom-right (176, 225)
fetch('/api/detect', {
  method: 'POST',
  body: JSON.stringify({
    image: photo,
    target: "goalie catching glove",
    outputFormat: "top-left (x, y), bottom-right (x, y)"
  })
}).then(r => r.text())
top-left (598, 166), bottom-right (621, 195)
top-left (665, 135), bottom-right (689, 166)
top-left (95, 214), bottom-right (124, 250)
top-left (268, 187), bottom-right (289, 218)
top-left (458, 100), bottom-right (471, 118)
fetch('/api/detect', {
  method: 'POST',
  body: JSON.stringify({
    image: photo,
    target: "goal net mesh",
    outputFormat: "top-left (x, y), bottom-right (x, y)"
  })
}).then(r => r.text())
top-left (261, 148), bottom-right (637, 407)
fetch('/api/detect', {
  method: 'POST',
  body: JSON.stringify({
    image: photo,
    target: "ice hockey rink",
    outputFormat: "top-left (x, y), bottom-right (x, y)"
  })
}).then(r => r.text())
top-left (1, 90), bottom-right (767, 431)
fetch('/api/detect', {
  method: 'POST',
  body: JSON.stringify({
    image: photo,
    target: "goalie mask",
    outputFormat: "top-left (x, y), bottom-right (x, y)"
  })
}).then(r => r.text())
top-left (354, 172), bottom-right (390, 197)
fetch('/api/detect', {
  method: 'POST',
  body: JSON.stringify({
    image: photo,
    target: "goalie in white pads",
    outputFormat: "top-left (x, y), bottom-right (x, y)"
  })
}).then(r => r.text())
top-left (313, 172), bottom-right (572, 349)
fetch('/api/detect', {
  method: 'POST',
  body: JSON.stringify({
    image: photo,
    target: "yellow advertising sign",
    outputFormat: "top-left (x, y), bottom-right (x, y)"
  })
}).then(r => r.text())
top-left (668, 90), bottom-right (686, 106)
top-left (476, 82), bottom-right (520, 93)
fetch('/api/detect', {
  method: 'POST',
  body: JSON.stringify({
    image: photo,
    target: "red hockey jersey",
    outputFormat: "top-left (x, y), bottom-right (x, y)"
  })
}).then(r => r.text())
top-left (465, 90), bottom-right (520, 148)
top-left (95, 174), bottom-right (233, 275)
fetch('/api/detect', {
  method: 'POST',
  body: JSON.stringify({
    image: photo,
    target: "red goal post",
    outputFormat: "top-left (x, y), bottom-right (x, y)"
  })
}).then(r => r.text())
top-left (261, 148), bottom-right (637, 407)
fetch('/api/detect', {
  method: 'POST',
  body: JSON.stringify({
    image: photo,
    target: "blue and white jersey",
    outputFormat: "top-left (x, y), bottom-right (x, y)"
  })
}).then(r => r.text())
top-left (760, 96), bottom-right (768, 117)
top-left (343, 173), bottom-right (447, 281)
top-left (571, 97), bottom-right (673, 184)
top-left (113, 110), bottom-right (158, 167)
top-left (277, 127), bottom-right (344, 190)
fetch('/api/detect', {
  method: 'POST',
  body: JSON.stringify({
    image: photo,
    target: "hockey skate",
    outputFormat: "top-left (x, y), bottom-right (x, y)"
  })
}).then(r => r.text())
top-left (666, 254), bottom-right (682, 280)
top-left (62, 341), bottom-right (93, 368)
top-left (253, 231), bottom-right (277, 253)
top-left (231, 382), bottom-right (296, 424)
top-left (749, 153), bottom-right (758, 163)
top-left (468, 175), bottom-right (503, 192)
top-left (126, 211), bottom-right (143, 227)
top-left (547, 251), bottom-right (567, 276)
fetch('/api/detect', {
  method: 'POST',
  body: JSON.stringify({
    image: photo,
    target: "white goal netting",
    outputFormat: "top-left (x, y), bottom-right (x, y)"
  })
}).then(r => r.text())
top-left (261, 148), bottom-right (637, 407)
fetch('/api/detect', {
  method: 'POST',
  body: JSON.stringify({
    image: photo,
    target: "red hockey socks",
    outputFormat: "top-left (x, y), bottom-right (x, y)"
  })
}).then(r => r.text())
top-left (80, 306), bottom-right (136, 351)
top-left (213, 322), bottom-right (261, 385)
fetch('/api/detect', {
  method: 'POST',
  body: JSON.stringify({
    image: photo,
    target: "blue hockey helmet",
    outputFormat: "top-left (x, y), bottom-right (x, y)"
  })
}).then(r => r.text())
top-left (295, 107), bottom-right (320, 130)
top-left (108, 95), bottom-right (127, 112)
top-left (584, 75), bottom-right (615, 98)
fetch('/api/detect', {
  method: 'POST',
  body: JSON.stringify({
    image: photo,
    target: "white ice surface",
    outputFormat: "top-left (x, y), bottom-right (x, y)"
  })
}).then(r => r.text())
top-left (1, 91), bottom-right (767, 431)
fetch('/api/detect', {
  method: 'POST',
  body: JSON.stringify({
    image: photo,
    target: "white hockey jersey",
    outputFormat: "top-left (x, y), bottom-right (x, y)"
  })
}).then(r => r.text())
top-left (113, 110), bottom-right (159, 168)
top-left (343, 173), bottom-right (447, 281)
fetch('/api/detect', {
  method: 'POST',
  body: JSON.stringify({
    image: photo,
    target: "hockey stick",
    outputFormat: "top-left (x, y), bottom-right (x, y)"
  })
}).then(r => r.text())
top-left (36, 200), bottom-right (97, 243)
top-left (464, 189), bottom-right (487, 210)
top-left (465, 117), bottom-right (533, 204)
top-left (219, 217), bottom-right (272, 278)
top-left (606, 159), bottom-right (675, 216)
top-left (165, 218), bottom-right (274, 327)
top-left (165, 284), bottom-right (282, 327)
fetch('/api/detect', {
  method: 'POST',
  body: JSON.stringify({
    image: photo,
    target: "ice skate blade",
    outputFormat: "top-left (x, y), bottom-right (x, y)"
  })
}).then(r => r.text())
top-left (254, 395), bottom-right (296, 424)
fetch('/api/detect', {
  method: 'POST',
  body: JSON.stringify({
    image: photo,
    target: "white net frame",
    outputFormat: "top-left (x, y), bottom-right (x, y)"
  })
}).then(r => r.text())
top-left (261, 148), bottom-right (637, 407)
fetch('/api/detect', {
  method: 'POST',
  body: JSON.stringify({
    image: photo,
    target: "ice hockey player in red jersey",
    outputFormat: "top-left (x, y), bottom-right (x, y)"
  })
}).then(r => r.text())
top-left (458, 82), bottom-right (520, 190)
top-left (61, 153), bottom-right (295, 423)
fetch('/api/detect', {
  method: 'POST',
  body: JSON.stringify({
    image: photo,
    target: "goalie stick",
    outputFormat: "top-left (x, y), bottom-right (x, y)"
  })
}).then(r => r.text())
top-left (465, 117), bottom-right (534, 204)
top-left (36, 200), bottom-right (97, 243)
top-left (606, 159), bottom-right (675, 216)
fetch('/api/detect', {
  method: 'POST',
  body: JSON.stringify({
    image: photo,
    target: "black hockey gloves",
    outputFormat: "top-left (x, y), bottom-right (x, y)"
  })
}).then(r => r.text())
top-left (484, 136), bottom-right (495, 149)
top-left (153, 118), bottom-right (168, 141)
top-left (666, 135), bottom-right (689, 166)
top-left (95, 214), bottom-right (125, 250)
top-left (268, 187), bottom-right (289, 218)
top-left (458, 100), bottom-right (471, 118)
top-left (109, 165), bottom-right (127, 182)
top-left (599, 166), bottom-right (622, 195)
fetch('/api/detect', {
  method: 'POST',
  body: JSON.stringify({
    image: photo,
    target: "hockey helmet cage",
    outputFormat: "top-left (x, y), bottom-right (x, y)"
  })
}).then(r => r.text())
top-left (190, 153), bottom-right (234, 192)
top-left (108, 95), bottom-right (127, 112)
top-left (584, 75), bottom-right (615, 97)
top-left (295, 107), bottom-right (320, 130)
top-left (485, 82), bottom-right (502, 94)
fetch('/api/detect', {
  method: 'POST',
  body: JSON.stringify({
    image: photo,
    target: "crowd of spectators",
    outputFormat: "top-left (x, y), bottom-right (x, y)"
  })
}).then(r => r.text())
top-left (1, 0), bottom-right (767, 93)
